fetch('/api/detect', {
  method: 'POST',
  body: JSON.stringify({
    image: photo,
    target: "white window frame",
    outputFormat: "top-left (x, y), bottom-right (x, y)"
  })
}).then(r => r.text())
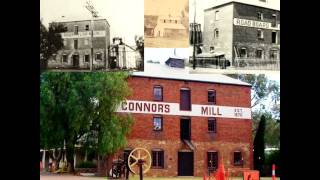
top-left (215, 10), bottom-right (219, 21)
top-left (257, 12), bottom-right (263, 20)
top-left (257, 29), bottom-right (264, 39)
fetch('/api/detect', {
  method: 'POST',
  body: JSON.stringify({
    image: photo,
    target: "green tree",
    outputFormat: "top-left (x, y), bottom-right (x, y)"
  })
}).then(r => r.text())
top-left (40, 20), bottom-right (65, 72)
top-left (40, 72), bottom-right (133, 173)
top-left (254, 115), bottom-right (266, 174)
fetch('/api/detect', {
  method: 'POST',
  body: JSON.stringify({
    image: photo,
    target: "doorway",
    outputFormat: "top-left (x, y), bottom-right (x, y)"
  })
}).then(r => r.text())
top-left (178, 152), bottom-right (194, 176)
top-left (72, 54), bottom-right (79, 67)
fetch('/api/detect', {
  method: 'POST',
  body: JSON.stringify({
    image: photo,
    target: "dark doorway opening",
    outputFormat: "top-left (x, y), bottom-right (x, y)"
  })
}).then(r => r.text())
top-left (72, 55), bottom-right (79, 68)
top-left (178, 152), bottom-right (194, 176)
top-left (180, 118), bottom-right (191, 140)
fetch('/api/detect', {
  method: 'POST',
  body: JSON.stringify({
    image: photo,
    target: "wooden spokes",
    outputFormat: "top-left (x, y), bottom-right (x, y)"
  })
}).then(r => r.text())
top-left (127, 148), bottom-right (151, 174)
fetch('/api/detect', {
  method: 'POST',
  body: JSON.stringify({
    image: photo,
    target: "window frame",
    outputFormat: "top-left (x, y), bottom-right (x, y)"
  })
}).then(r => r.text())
top-left (180, 88), bottom-right (191, 111)
top-left (74, 25), bottom-right (79, 35)
top-left (152, 149), bottom-right (164, 169)
top-left (96, 53), bottom-right (102, 61)
top-left (214, 29), bottom-right (219, 39)
top-left (257, 12), bottom-right (263, 20)
top-left (270, 49), bottom-right (278, 59)
top-left (74, 39), bottom-right (78, 49)
top-left (271, 14), bottom-right (277, 27)
top-left (256, 49), bottom-right (263, 59)
top-left (215, 10), bottom-right (219, 21)
top-left (207, 151), bottom-right (218, 171)
top-left (153, 116), bottom-right (163, 131)
top-left (208, 90), bottom-right (216, 104)
top-left (84, 54), bottom-right (90, 63)
top-left (85, 25), bottom-right (89, 31)
top-left (208, 118), bottom-right (217, 133)
top-left (239, 48), bottom-right (247, 58)
top-left (153, 86), bottom-right (163, 101)
top-left (272, 31), bottom-right (277, 44)
top-left (62, 54), bottom-right (68, 63)
top-left (257, 29), bottom-right (264, 39)
top-left (233, 151), bottom-right (243, 166)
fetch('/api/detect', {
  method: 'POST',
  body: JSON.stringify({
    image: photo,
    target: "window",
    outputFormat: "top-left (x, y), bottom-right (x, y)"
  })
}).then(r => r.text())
top-left (234, 151), bottom-right (243, 166)
top-left (180, 88), bottom-right (191, 111)
top-left (208, 90), bottom-right (216, 104)
top-left (207, 151), bottom-right (218, 171)
top-left (239, 48), bottom-right (247, 58)
top-left (215, 11), bottom-right (219, 21)
top-left (85, 25), bottom-right (89, 31)
top-left (153, 116), bottom-right (163, 131)
top-left (84, 39), bottom-right (89, 45)
top-left (153, 86), bottom-right (163, 101)
top-left (214, 29), bottom-right (219, 38)
top-left (152, 150), bottom-right (164, 168)
top-left (62, 54), bottom-right (67, 62)
top-left (164, 20), bottom-right (166, 23)
top-left (84, 54), bottom-right (90, 62)
top-left (96, 53), bottom-right (102, 61)
top-left (256, 49), bottom-right (263, 59)
top-left (74, 39), bottom-right (78, 49)
top-left (257, 12), bottom-right (263, 20)
top-left (74, 25), bottom-right (78, 35)
top-left (257, 29), bottom-right (264, 39)
top-left (210, 46), bottom-right (215, 53)
top-left (208, 118), bottom-right (216, 133)
top-left (272, 14), bottom-right (277, 27)
top-left (175, 20), bottom-right (177, 24)
top-left (272, 31), bottom-right (277, 44)
top-left (270, 50), bottom-right (278, 59)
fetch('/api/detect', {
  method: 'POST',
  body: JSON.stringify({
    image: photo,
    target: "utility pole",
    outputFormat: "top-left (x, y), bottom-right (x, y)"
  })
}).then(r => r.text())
top-left (85, 1), bottom-right (99, 71)
top-left (192, 0), bottom-right (197, 70)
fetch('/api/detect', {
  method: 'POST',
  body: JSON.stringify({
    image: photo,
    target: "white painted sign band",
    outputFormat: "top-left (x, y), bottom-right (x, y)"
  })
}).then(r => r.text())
top-left (116, 100), bottom-right (251, 119)
top-left (234, 18), bottom-right (280, 30)
top-left (61, 31), bottom-right (106, 39)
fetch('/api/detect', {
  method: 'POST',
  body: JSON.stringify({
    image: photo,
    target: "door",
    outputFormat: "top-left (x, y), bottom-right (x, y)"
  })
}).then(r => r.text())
top-left (180, 118), bottom-right (191, 140)
top-left (178, 152), bottom-right (194, 176)
top-left (72, 55), bottom-right (79, 67)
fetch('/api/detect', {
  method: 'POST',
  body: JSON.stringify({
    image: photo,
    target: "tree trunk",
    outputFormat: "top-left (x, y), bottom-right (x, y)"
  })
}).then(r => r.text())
top-left (66, 144), bottom-right (75, 173)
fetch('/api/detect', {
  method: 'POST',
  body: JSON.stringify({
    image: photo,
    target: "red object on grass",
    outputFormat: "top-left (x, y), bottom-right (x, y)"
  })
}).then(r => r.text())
top-left (215, 161), bottom-right (226, 180)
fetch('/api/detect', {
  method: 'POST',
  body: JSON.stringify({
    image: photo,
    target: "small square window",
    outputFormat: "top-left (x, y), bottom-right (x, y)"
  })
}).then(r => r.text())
top-left (152, 150), bottom-right (164, 168)
top-left (208, 118), bottom-right (216, 133)
top-left (240, 48), bottom-right (247, 58)
top-left (208, 90), bottom-right (216, 104)
top-left (96, 53), bottom-right (102, 61)
top-left (153, 116), bottom-right (163, 131)
top-left (234, 151), bottom-right (243, 166)
top-left (153, 86), bottom-right (163, 101)
top-left (85, 25), bottom-right (89, 31)
top-left (270, 50), bottom-right (278, 59)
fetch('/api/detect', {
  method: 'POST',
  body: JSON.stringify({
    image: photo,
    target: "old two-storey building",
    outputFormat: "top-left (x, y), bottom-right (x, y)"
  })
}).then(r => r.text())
top-left (47, 17), bottom-right (110, 70)
top-left (113, 68), bottom-right (253, 177)
top-left (203, 0), bottom-right (280, 69)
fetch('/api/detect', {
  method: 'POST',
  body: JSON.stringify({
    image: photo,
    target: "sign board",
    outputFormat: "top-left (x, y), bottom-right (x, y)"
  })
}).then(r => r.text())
top-left (116, 100), bottom-right (251, 119)
top-left (61, 31), bottom-right (106, 39)
top-left (234, 18), bottom-right (280, 30)
top-left (243, 170), bottom-right (259, 180)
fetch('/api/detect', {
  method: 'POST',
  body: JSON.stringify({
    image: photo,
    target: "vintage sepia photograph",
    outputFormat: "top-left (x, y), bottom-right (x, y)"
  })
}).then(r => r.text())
top-left (144, 0), bottom-right (189, 48)
top-left (40, 0), bottom-right (144, 72)
top-left (188, 0), bottom-right (280, 73)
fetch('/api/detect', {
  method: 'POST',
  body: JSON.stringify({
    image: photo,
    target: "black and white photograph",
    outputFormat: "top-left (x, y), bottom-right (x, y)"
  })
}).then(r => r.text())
top-left (189, 0), bottom-right (280, 74)
top-left (40, 0), bottom-right (144, 72)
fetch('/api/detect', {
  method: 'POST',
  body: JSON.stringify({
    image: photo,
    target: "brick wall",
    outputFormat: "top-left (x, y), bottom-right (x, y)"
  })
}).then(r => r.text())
top-left (118, 76), bottom-right (253, 177)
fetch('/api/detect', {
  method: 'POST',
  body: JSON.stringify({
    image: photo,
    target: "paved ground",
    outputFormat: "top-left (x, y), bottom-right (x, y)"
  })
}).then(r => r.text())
top-left (40, 174), bottom-right (280, 180)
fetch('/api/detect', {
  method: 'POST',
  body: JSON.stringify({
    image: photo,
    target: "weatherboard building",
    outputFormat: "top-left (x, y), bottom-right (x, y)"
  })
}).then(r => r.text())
top-left (112, 68), bottom-right (253, 177)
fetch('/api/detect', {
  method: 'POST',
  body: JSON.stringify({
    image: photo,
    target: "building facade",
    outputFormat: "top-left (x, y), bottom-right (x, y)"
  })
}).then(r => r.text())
top-left (203, 0), bottom-right (280, 68)
top-left (113, 72), bottom-right (253, 177)
top-left (153, 15), bottom-right (187, 38)
top-left (47, 17), bottom-right (110, 70)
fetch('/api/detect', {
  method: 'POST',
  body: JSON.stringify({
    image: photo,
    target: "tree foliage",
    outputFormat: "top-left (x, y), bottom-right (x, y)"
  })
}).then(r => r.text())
top-left (40, 20), bottom-right (65, 71)
top-left (254, 115), bottom-right (266, 174)
top-left (40, 72), bottom-right (133, 172)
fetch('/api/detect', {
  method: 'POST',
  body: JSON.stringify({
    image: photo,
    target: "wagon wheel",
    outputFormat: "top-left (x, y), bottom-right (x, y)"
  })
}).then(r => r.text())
top-left (127, 148), bottom-right (151, 174)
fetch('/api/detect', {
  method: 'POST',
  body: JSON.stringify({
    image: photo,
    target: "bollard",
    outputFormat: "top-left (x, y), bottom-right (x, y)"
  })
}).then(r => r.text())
top-left (272, 164), bottom-right (276, 180)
